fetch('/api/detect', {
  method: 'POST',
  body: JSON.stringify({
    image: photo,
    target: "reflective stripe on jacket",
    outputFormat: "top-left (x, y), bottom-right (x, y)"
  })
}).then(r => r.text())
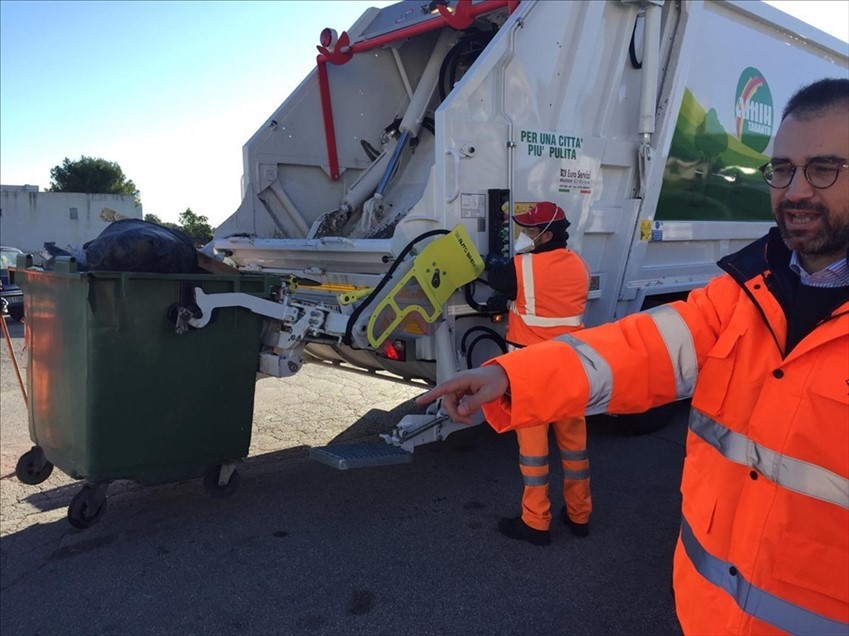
top-left (481, 232), bottom-right (849, 635)
top-left (506, 250), bottom-right (590, 346)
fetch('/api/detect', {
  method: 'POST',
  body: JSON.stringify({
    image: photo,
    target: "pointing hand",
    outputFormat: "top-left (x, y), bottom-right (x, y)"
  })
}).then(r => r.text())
top-left (416, 365), bottom-right (510, 424)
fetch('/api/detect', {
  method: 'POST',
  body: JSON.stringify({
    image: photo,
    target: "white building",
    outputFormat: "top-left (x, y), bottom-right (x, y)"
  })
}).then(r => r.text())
top-left (0, 185), bottom-right (143, 258)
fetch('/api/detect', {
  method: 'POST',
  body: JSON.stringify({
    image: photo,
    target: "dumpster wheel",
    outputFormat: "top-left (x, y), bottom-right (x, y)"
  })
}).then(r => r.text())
top-left (15, 446), bottom-right (54, 485)
top-left (203, 464), bottom-right (240, 499)
top-left (68, 483), bottom-right (109, 529)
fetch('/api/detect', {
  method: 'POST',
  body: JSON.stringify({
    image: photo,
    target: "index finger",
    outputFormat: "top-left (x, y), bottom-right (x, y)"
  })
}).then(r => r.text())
top-left (415, 379), bottom-right (465, 406)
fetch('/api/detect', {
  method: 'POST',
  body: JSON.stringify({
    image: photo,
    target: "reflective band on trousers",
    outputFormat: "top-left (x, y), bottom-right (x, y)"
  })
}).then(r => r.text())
top-left (563, 468), bottom-right (590, 480)
top-left (690, 409), bottom-right (849, 510)
top-left (680, 515), bottom-right (849, 635)
top-left (522, 475), bottom-right (549, 486)
top-left (645, 305), bottom-right (697, 399)
top-left (520, 454), bottom-right (548, 467)
top-left (520, 454), bottom-right (549, 486)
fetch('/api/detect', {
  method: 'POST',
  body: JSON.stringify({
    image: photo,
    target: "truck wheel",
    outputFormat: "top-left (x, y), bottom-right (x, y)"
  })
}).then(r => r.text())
top-left (8, 306), bottom-right (23, 322)
top-left (203, 465), bottom-right (240, 499)
top-left (68, 484), bottom-right (108, 529)
top-left (15, 447), bottom-right (54, 485)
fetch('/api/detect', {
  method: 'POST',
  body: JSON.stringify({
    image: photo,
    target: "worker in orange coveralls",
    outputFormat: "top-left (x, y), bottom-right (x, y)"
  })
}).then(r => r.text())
top-left (418, 78), bottom-right (849, 635)
top-left (484, 201), bottom-right (592, 546)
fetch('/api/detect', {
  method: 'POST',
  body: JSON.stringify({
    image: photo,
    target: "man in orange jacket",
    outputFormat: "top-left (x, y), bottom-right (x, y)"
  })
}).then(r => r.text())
top-left (485, 201), bottom-right (592, 546)
top-left (418, 77), bottom-right (849, 635)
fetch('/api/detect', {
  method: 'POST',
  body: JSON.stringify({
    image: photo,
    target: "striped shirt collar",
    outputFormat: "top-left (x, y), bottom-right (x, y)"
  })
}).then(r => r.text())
top-left (789, 251), bottom-right (849, 288)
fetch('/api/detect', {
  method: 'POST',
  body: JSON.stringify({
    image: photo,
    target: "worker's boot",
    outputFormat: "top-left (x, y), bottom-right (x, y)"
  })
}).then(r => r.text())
top-left (497, 516), bottom-right (551, 546)
top-left (560, 506), bottom-right (589, 538)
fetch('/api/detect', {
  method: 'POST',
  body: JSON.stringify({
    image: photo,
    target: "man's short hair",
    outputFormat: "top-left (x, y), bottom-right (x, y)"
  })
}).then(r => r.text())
top-left (782, 77), bottom-right (849, 121)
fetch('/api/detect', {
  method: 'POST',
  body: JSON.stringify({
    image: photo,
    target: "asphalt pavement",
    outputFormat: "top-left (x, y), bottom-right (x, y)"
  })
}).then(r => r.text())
top-left (1, 316), bottom-right (686, 635)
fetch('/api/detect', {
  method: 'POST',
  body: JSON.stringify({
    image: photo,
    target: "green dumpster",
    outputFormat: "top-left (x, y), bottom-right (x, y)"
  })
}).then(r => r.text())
top-left (15, 257), bottom-right (272, 527)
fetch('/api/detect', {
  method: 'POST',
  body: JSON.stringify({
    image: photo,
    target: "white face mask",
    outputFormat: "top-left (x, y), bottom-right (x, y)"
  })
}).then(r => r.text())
top-left (514, 231), bottom-right (536, 254)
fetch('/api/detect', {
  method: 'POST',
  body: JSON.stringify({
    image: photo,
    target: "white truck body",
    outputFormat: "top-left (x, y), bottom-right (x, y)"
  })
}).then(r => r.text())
top-left (207, 0), bottom-right (848, 452)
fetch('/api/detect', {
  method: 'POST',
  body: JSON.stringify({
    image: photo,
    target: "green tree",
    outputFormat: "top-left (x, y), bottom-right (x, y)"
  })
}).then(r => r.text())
top-left (178, 208), bottom-right (214, 246)
top-left (49, 156), bottom-right (141, 204)
top-left (144, 213), bottom-right (181, 232)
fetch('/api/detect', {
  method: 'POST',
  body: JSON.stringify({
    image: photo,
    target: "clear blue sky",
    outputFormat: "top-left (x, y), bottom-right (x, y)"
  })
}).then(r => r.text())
top-left (0, 0), bottom-right (394, 225)
top-left (1, 0), bottom-right (847, 227)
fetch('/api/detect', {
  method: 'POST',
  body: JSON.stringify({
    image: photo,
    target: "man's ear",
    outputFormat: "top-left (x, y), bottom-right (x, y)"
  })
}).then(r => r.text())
top-left (539, 230), bottom-right (553, 245)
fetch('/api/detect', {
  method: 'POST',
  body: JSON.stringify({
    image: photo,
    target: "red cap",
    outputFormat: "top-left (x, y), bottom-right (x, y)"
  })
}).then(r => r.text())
top-left (513, 201), bottom-right (566, 227)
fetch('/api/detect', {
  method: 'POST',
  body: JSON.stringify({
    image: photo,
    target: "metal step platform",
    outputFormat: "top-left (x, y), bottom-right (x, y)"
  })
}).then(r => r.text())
top-left (309, 442), bottom-right (413, 470)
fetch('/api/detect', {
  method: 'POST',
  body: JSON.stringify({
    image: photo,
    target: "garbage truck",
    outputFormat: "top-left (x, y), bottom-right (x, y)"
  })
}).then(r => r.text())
top-left (195, 0), bottom-right (848, 464)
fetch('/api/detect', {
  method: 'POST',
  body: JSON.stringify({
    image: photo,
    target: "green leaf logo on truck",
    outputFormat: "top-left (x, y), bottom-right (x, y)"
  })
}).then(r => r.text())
top-left (735, 67), bottom-right (773, 153)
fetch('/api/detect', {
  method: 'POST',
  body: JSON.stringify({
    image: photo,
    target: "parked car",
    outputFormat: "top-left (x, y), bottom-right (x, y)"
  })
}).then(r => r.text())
top-left (1, 246), bottom-right (25, 322)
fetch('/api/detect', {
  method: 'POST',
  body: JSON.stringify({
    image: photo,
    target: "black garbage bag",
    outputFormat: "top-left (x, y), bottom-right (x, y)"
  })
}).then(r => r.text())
top-left (84, 219), bottom-right (198, 273)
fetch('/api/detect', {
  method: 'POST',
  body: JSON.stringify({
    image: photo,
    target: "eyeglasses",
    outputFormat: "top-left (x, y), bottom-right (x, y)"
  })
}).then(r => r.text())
top-left (759, 158), bottom-right (849, 189)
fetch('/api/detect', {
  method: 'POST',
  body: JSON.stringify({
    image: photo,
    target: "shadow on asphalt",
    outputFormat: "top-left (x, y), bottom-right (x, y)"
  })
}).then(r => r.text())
top-left (13, 399), bottom-right (689, 520)
top-left (2, 388), bottom-right (687, 636)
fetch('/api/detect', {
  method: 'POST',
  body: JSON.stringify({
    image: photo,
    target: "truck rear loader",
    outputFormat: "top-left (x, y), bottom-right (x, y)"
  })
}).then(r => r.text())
top-left (194, 0), bottom-right (848, 462)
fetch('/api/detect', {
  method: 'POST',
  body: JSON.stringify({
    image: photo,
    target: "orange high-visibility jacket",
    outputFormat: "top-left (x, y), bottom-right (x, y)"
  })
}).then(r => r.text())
top-left (506, 250), bottom-right (590, 346)
top-left (482, 230), bottom-right (849, 635)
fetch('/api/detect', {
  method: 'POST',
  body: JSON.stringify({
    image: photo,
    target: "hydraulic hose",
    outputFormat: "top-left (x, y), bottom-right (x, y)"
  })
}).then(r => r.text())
top-left (460, 325), bottom-right (508, 370)
top-left (629, 15), bottom-right (643, 69)
top-left (376, 130), bottom-right (411, 196)
top-left (438, 30), bottom-right (496, 101)
top-left (464, 280), bottom-right (489, 313)
top-left (465, 277), bottom-right (512, 314)
top-left (460, 325), bottom-right (506, 355)
top-left (465, 333), bottom-right (508, 369)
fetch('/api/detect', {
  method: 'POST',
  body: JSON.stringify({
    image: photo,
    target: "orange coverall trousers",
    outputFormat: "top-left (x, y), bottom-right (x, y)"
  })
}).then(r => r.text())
top-left (516, 417), bottom-right (591, 531)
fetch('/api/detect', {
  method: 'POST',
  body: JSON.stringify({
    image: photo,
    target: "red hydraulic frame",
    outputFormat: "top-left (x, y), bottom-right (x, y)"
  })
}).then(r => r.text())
top-left (315, 0), bottom-right (519, 181)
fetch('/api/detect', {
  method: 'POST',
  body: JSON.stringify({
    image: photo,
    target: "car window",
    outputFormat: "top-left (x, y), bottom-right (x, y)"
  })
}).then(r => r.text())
top-left (1, 249), bottom-right (21, 269)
